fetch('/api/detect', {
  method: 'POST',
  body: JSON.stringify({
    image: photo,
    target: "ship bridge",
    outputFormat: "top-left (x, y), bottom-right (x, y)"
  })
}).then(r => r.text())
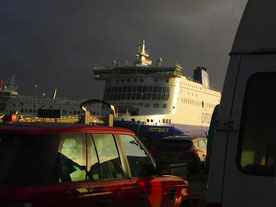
top-left (94, 65), bottom-right (183, 80)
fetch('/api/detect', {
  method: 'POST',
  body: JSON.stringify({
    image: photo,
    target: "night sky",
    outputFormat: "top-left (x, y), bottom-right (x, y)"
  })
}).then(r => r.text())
top-left (0, 0), bottom-right (247, 99)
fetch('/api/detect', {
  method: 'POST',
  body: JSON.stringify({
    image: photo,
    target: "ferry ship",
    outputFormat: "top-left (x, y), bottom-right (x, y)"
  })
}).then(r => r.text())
top-left (0, 76), bottom-right (103, 118)
top-left (93, 40), bottom-right (221, 144)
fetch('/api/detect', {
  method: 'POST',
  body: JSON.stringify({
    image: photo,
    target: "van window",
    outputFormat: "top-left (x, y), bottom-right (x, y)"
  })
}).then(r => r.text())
top-left (55, 134), bottom-right (86, 183)
top-left (119, 134), bottom-right (153, 177)
top-left (92, 134), bottom-right (123, 179)
top-left (239, 73), bottom-right (276, 176)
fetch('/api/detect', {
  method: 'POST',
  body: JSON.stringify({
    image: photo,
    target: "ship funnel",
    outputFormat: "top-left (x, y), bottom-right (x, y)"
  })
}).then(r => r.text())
top-left (193, 66), bottom-right (210, 88)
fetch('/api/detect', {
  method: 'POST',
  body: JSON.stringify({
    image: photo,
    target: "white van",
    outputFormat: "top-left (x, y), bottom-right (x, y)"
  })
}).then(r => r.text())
top-left (206, 0), bottom-right (276, 207)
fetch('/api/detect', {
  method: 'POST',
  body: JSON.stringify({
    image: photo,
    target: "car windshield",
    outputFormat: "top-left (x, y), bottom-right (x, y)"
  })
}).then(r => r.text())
top-left (158, 139), bottom-right (193, 151)
top-left (0, 133), bottom-right (59, 185)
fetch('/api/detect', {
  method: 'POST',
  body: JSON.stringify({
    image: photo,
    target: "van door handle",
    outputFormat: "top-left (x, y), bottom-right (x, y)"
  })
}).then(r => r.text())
top-left (100, 198), bottom-right (112, 205)
top-left (139, 194), bottom-right (149, 199)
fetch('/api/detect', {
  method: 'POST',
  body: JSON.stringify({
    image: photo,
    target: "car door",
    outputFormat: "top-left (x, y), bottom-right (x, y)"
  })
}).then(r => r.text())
top-left (34, 133), bottom-right (91, 207)
top-left (85, 132), bottom-right (136, 206)
top-left (117, 134), bottom-right (173, 207)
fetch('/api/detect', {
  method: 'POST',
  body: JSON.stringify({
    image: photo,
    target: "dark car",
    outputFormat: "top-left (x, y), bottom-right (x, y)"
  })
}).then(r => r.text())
top-left (152, 136), bottom-right (207, 173)
top-left (0, 122), bottom-right (192, 207)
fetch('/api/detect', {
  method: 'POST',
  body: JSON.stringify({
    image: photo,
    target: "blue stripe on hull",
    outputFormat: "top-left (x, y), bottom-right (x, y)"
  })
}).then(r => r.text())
top-left (114, 121), bottom-right (209, 145)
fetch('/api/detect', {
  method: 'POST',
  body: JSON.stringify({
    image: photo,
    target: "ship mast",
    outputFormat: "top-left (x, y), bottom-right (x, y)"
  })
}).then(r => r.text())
top-left (135, 40), bottom-right (152, 66)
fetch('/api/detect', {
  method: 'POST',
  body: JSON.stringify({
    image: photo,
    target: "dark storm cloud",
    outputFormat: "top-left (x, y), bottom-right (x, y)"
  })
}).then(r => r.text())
top-left (0, 0), bottom-right (247, 98)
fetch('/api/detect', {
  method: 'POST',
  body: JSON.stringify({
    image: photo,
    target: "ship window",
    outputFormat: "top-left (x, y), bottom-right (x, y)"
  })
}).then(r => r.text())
top-left (151, 119), bottom-right (153, 122)
top-left (133, 86), bottom-right (137, 92)
top-left (141, 93), bottom-right (146, 100)
top-left (134, 79), bottom-right (137, 82)
top-left (145, 103), bottom-right (150, 108)
top-left (166, 119), bottom-right (168, 124)
top-left (153, 103), bottom-right (159, 108)
top-left (152, 94), bottom-right (156, 100)
top-left (161, 94), bottom-right (166, 100)
top-left (157, 86), bottom-right (162, 92)
top-left (162, 104), bottom-right (167, 108)
top-left (142, 86), bottom-right (147, 92)
top-left (148, 86), bottom-right (152, 92)
top-left (116, 80), bottom-right (119, 83)
top-left (21, 109), bottom-right (24, 113)
top-left (121, 93), bottom-right (126, 100)
top-left (138, 103), bottom-right (143, 106)
top-left (114, 87), bottom-right (118, 93)
top-left (147, 119), bottom-right (149, 122)
top-left (131, 93), bottom-right (136, 100)
top-left (116, 93), bottom-right (121, 100)
top-left (169, 119), bottom-right (171, 124)
top-left (163, 119), bottom-right (165, 123)
top-left (33, 109), bottom-right (36, 113)
top-left (119, 87), bottom-right (123, 92)
top-left (153, 86), bottom-right (157, 92)
top-left (136, 93), bottom-right (141, 100)
top-left (111, 87), bottom-right (115, 93)
top-left (121, 79), bottom-right (124, 82)
top-left (127, 86), bottom-right (132, 92)
top-left (138, 86), bottom-right (142, 92)
top-left (140, 79), bottom-right (144, 82)
top-left (162, 87), bottom-right (166, 93)
top-left (156, 94), bottom-right (161, 100)
top-left (146, 93), bottom-right (152, 100)
top-left (126, 93), bottom-right (131, 99)
top-left (127, 79), bottom-right (130, 82)
top-left (165, 94), bottom-right (169, 100)
top-left (29, 109), bottom-right (32, 113)
top-left (50, 106), bottom-right (52, 108)
top-left (166, 87), bottom-right (170, 93)
top-left (123, 86), bottom-right (127, 92)
top-left (131, 118), bottom-right (135, 122)
top-left (25, 109), bottom-right (27, 112)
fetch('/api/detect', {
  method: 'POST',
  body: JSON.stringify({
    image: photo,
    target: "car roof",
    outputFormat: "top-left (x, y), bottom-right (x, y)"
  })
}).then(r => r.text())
top-left (161, 136), bottom-right (207, 141)
top-left (0, 122), bottom-right (134, 135)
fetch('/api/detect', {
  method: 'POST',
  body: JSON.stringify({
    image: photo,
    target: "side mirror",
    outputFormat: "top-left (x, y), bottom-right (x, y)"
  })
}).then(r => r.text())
top-left (155, 162), bottom-right (171, 175)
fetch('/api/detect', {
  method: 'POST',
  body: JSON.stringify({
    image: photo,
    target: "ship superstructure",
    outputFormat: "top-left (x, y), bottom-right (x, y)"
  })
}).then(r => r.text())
top-left (0, 76), bottom-right (103, 117)
top-left (93, 40), bottom-right (221, 144)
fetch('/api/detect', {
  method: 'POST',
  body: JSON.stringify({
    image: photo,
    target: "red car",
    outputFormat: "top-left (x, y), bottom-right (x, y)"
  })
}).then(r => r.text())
top-left (0, 122), bottom-right (192, 207)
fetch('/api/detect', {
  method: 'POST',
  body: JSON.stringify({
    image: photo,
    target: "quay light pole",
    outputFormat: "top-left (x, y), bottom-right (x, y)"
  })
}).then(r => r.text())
top-left (35, 84), bottom-right (38, 114)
